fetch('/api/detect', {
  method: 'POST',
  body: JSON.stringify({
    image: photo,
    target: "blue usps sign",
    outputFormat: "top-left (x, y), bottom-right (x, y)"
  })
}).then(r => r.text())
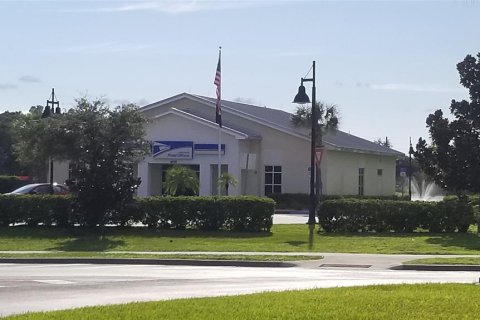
top-left (152, 141), bottom-right (193, 159)
top-left (194, 144), bottom-right (225, 155)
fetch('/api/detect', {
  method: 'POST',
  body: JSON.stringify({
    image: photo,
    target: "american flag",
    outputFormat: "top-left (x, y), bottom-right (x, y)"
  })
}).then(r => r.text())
top-left (214, 49), bottom-right (222, 127)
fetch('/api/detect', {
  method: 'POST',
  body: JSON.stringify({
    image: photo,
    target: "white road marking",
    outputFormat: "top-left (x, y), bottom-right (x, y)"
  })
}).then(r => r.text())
top-left (33, 280), bottom-right (76, 285)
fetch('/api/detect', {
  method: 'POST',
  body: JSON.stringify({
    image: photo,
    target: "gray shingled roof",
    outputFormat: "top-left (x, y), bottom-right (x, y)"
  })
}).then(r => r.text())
top-left (192, 95), bottom-right (404, 157)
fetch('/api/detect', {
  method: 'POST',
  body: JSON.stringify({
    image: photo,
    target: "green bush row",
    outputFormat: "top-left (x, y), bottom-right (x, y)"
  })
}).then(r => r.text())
top-left (0, 176), bottom-right (30, 194)
top-left (0, 195), bottom-right (72, 227)
top-left (268, 193), bottom-right (410, 210)
top-left (0, 195), bottom-right (274, 232)
top-left (318, 199), bottom-right (474, 233)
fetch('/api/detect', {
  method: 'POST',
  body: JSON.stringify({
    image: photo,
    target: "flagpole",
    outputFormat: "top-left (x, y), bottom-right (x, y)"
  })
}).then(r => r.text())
top-left (218, 121), bottom-right (222, 195)
top-left (214, 46), bottom-right (222, 195)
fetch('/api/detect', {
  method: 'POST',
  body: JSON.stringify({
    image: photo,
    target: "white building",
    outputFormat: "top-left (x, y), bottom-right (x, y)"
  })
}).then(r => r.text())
top-left (132, 93), bottom-right (404, 197)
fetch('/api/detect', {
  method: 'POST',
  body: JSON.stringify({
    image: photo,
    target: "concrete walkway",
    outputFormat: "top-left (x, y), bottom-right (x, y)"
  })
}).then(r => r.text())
top-left (2, 251), bottom-right (480, 271)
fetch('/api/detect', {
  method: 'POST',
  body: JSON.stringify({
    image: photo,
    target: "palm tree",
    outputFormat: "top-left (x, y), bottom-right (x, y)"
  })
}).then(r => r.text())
top-left (217, 172), bottom-right (237, 196)
top-left (291, 102), bottom-right (340, 197)
top-left (164, 165), bottom-right (199, 196)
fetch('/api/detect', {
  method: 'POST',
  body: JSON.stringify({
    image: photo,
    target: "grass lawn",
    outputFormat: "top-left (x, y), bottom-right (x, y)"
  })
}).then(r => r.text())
top-left (3, 284), bottom-right (480, 320)
top-left (405, 257), bottom-right (480, 265)
top-left (0, 252), bottom-right (320, 262)
top-left (1, 225), bottom-right (480, 255)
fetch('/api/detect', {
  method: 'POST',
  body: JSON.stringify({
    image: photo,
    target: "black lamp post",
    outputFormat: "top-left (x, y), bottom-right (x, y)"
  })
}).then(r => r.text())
top-left (293, 61), bottom-right (317, 226)
top-left (408, 137), bottom-right (414, 200)
top-left (41, 88), bottom-right (61, 193)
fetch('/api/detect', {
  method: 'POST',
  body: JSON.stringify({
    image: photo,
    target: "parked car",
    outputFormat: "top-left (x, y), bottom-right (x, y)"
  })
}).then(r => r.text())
top-left (4, 183), bottom-right (69, 195)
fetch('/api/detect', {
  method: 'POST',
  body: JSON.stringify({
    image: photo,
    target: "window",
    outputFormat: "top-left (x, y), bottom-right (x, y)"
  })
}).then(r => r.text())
top-left (358, 168), bottom-right (365, 195)
top-left (377, 169), bottom-right (383, 176)
top-left (265, 165), bottom-right (282, 194)
top-left (34, 185), bottom-right (51, 194)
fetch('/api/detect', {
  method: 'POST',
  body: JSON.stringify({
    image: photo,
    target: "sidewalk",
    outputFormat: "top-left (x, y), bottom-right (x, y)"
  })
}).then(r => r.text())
top-left (1, 251), bottom-right (480, 271)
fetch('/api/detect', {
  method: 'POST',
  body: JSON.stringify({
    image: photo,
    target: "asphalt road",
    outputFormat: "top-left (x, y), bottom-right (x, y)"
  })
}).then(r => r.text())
top-left (1, 263), bottom-right (478, 317)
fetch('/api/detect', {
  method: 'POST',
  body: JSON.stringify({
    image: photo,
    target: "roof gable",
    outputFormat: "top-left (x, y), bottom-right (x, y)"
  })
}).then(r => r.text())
top-left (140, 93), bottom-right (404, 157)
top-left (153, 108), bottom-right (250, 140)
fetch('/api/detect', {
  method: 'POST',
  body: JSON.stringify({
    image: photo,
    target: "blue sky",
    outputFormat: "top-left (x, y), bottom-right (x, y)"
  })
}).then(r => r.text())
top-left (1, 0), bottom-right (479, 153)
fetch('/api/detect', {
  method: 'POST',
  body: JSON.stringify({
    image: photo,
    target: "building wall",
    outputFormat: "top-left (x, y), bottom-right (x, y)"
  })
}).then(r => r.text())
top-left (140, 98), bottom-right (398, 197)
top-left (322, 150), bottom-right (396, 196)
top-left (257, 126), bottom-right (310, 195)
top-left (140, 98), bottom-right (313, 196)
top-left (137, 113), bottom-right (242, 196)
top-left (52, 160), bottom-right (70, 185)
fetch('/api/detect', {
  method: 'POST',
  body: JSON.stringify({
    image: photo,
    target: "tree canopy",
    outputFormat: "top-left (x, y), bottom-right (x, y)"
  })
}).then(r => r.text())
top-left (373, 137), bottom-right (392, 149)
top-left (0, 111), bottom-right (25, 175)
top-left (416, 53), bottom-right (480, 195)
top-left (291, 102), bottom-right (340, 142)
top-left (14, 98), bottom-right (149, 226)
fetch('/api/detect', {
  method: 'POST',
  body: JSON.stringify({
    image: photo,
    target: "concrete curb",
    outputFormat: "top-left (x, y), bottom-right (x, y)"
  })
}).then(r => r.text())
top-left (0, 258), bottom-right (296, 268)
top-left (391, 264), bottom-right (480, 271)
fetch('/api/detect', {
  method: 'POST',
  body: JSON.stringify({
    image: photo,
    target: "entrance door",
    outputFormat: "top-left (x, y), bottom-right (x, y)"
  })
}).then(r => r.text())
top-left (210, 164), bottom-right (228, 195)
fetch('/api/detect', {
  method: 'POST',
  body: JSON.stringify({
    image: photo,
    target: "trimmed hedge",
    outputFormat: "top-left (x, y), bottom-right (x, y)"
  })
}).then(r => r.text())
top-left (268, 193), bottom-right (410, 210)
top-left (318, 199), bottom-right (474, 233)
top-left (0, 195), bottom-right (274, 232)
top-left (0, 195), bottom-right (72, 227)
top-left (137, 196), bottom-right (274, 231)
top-left (267, 193), bottom-right (309, 210)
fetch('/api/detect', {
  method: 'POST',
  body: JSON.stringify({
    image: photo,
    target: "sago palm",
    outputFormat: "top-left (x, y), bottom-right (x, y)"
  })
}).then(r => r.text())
top-left (217, 172), bottom-right (238, 196)
top-left (164, 165), bottom-right (199, 196)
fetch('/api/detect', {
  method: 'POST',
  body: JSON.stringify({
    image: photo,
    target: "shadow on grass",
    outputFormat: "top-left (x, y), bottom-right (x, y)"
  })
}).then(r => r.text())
top-left (285, 241), bottom-right (307, 246)
top-left (50, 237), bottom-right (126, 252)
top-left (0, 226), bottom-right (273, 240)
top-left (318, 231), bottom-right (480, 252)
top-left (424, 234), bottom-right (480, 252)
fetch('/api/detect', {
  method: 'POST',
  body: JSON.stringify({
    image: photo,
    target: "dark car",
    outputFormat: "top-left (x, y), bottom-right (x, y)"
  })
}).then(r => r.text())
top-left (4, 183), bottom-right (69, 195)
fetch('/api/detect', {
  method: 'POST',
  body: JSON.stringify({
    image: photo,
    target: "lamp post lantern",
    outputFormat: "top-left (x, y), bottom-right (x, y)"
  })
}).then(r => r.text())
top-left (293, 61), bottom-right (317, 226)
top-left (41, 88), bottom-right (61, 193)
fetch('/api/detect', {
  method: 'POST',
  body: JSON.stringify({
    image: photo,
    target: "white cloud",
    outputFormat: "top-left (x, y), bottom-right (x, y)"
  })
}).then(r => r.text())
top-left (64, 0), bottom-right (284, 15)
top-left (19, 75), bottom-right (41, 83)
top-left (110, 98), bottom-right (151, 107)
top-left (56, 42), bottom-right (153, 54)
top-left (353, 82), bottom-right (464, 93)
top-left (0, 83), bottom-right (17, 90)
top-left (263, 50), bottom-right (317, 58)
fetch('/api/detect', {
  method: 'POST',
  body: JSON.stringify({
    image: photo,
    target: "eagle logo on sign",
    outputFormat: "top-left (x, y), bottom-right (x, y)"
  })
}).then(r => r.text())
top-left (152, 142), bottom-right (170, 158)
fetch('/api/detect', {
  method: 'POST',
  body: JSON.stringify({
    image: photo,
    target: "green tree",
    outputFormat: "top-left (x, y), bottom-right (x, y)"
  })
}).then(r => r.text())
top-left (217, 172), bottom-right (237, 196)
top-left (14, 99), bottom-right (149, 226)
top-left (164, 165), bottom-right (199, 196)
top-left (416, 53), bottom-right (480, 195)
top-left (12, 105), bottom-right (59, 180)
top-left (0, 111), bottom-right (25, 175)
top-left (373, 137), bottom-right (393, 148)
top-left (291, 102), bottom-right (340, 196)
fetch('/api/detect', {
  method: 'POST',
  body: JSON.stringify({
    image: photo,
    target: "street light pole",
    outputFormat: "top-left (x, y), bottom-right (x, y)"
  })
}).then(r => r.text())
top-left (409, 137), bottom-right (414, 201)
top-left (293, 61), bottom-right (317, 226)
top-left (41, 88), bottom-right (61, 193)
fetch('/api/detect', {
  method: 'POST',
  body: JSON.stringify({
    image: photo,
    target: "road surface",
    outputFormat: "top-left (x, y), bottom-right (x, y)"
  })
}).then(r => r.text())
top-left (0, 263), bottom-right (478, 316)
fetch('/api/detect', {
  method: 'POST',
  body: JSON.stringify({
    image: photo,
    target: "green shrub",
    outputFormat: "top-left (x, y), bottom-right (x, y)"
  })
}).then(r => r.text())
top-left (266, 193), bottom-right (309, 210)
top-left (318, 199), bottom-right (474, 233)
top-left (268, 193), bottom-right (409, 210)
top-left (0, 195), bottom-right (274, 231)
top-left (137, 196), bottom-right (273, 232)
top-left (0, 195), bottom-right (72, 226)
